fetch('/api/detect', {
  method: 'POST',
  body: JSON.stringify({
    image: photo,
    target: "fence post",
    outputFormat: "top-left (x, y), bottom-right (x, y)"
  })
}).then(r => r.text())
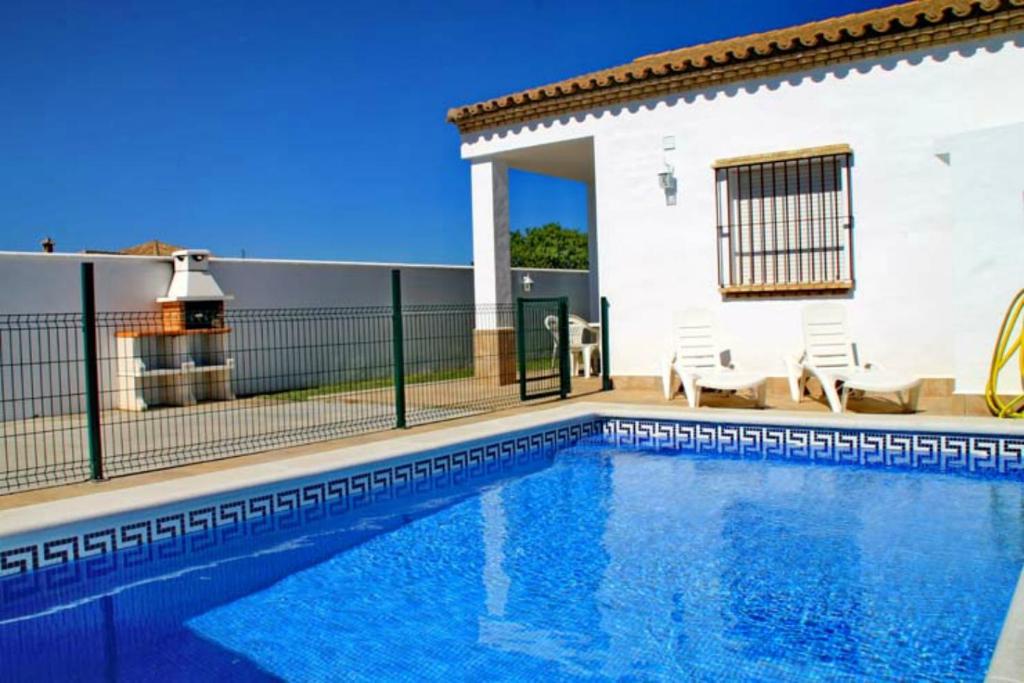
top-left (80, 263), bottom-right (104, 480)
top-left (558, 297), bottom-right (570, 399)
top-left (391, 269), bottom-right (406, 429)
top-left (515, 298), bottom-right (527, 402)
top-left (600, 296), bottom-right (611, 391)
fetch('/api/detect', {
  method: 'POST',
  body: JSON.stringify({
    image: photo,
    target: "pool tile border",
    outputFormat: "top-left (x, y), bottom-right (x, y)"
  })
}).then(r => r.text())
top-left (3, 410), bottom-right (1024, 582)
top-left (602, 417), bottom-right (1024, 478)
top-left (0, 419), bottom-right (603, 579)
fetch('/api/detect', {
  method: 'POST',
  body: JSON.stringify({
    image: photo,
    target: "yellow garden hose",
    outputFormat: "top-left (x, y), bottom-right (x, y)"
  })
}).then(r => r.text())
top-left (986, 288), bottom-right (1024, 418)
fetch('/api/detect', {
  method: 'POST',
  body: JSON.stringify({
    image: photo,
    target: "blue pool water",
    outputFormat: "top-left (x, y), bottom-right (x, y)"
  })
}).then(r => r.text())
top-left (2, 436), bottom-right (1023, 681)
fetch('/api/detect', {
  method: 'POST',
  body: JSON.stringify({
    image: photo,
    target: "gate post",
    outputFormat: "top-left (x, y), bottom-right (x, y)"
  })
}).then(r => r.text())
top-left (558, 297), bottom-right (570, 399)
top-left (515, 298), bottom-right (527, 401)
top-left (600, 296), bottom-right (611, 391)
top-left (391, 269), bottom-right (406, 429)
top-left (80, 263), bottom-right (104, 480)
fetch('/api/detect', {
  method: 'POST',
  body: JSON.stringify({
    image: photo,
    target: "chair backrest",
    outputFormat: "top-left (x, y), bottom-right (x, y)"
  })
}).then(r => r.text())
top-left (671, 308), bottom-right (723, 372)
top-left (543, 315), bottom-right (559, 343)
top-left (569, 314), bottom-right (599, 345)
top-left (568, 314), bottom-right (587, 326)
top-left (801, 303), bottom-right (857, 371)
top-left (569, 320), bottom-right (587, 346)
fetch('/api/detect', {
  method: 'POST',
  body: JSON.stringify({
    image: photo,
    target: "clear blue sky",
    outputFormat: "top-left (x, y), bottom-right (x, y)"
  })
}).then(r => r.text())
top-left (0, 0), bottom-right (888, 263)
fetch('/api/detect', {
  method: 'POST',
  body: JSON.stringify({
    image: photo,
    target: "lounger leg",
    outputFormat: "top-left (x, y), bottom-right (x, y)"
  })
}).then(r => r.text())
top-left (840, 385), bottom-right (851, 413)
top-left (784, 355), bottom-right (804, 402)
top-left (821, 381), bottom-right (843, 413)
top-left (683, 376), bottom-right (699, 409)
top-left (662, 359), bottom-right (676, 400)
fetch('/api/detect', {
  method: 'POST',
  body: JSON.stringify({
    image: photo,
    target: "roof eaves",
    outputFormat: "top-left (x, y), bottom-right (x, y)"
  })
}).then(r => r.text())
top-left (447, 0), bottom-right (1024, 133)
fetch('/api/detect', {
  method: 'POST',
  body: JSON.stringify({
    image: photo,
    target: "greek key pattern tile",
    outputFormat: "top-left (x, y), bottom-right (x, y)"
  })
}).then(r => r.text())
top-left (0, 420), bottom-right (602, 579)
top-left (602, 418), bottom-right (1024, 479)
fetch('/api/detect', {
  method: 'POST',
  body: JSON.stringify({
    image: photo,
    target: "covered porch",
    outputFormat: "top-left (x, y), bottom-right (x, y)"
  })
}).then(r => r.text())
top-left (469, 136), bottom-right (600, 385)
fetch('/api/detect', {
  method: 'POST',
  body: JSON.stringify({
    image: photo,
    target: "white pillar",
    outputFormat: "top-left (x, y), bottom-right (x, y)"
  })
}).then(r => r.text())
top-left (471, 160), bottom-right (516, 384)
top-left (587, 181), bottom-right (600, 320)
top-left (472, 160), bottom-right (511, 328)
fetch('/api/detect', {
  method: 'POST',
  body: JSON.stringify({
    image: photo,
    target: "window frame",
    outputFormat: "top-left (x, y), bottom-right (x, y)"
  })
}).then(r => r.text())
top-left (713, 145), bottom-right (854, 298)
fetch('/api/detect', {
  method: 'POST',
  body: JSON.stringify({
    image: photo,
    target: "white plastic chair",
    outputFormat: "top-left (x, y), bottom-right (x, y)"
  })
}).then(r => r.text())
top-left (544, 314), bottom-right (600, 377)
top-left (662, 308), bottom-right (768, 408)
top-left (569, 314), bottom-right (600, 377)
top-left (544, 315), bottom-right (559, 368)
top-left (789, 303), bottom-right (923, 413)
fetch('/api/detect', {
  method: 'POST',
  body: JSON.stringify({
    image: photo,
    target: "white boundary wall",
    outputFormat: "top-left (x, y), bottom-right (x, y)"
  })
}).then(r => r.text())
top-left (0, 252), bottom-right (590, 316)
top-left (0, 253), bottom-right (590, 418)
top-left (459, 34), bottom-right (1024, 395)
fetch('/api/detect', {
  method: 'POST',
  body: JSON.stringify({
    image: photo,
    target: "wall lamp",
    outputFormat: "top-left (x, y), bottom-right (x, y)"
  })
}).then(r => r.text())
top-left (521, 273), bottom-right (534, 293)
top-left (658, 163), bottom-right (678, 205)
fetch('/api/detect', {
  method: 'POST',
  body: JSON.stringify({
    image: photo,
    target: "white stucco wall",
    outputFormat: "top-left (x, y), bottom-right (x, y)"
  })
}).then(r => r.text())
top-left (461, 34), bottom-right (1024, 392)
top-left (939, 122), bottom-right (1024, 395)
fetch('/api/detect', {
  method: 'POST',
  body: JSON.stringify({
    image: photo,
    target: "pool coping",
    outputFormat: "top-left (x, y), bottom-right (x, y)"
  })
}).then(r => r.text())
top-left (2, 401), bottom-right (1023, 679)
top-left (990, 568), bottom-right (1024, 682)
top-left (0, 405), bottom-right (596, 539)
top-left (3, 402), bottom-right (1022, 540)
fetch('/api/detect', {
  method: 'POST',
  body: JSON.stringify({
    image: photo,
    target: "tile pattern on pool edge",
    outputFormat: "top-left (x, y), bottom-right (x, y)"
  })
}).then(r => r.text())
top-left (0, 419), bottom-right (604, 580)
top-left (4, 415), bottom-right (1023, 583)
top-left (604, 417), bottom-right (1024, 478)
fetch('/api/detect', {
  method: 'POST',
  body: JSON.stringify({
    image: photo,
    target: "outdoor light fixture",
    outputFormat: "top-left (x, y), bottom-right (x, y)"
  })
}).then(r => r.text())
top-left (521, 274), bottom-right (534, 292)
top-left (658, 167), bottom-right (675, 190)
top-left (658, 163), bottom-right (678, 205)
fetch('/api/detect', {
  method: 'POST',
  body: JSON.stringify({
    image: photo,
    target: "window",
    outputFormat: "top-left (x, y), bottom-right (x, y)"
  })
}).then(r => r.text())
top-left (714, 145), bottom-right (853, 296)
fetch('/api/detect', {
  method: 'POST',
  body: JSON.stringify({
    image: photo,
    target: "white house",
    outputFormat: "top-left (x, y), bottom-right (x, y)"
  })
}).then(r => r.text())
top-left (449, 0), bottom-right (1024, 408)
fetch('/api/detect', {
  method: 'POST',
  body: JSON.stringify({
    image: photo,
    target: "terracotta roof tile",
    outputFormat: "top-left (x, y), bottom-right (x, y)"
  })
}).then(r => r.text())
top-left (447, 0), bottom-right (1024, 132)
top-left (119, 240), bottom-right (186, 256)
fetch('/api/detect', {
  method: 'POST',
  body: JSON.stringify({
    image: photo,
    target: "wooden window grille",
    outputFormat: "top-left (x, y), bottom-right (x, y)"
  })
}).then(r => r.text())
top-left (714, 146), bottom-right (853, 296)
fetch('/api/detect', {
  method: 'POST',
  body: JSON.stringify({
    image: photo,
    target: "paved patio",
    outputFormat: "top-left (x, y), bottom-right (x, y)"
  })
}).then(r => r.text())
top-left (0, 376), bottom-right (603, 502)
top-left (0, 374), bottom-right (1008, 511)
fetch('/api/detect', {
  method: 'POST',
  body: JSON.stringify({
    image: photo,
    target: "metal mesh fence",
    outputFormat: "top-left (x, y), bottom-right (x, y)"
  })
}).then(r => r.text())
top-left (402, 304), bottom-right (519, 426)
top-left (0, 313), bottom-right (91, 492)
top-left (95, 307), bottom-right (399, 478)
top-left (0, 297), bottom-right (599, 495)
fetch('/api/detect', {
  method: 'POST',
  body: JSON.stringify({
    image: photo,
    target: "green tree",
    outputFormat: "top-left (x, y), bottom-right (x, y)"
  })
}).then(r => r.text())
top-left (509, 223), bottom-right (588, 269)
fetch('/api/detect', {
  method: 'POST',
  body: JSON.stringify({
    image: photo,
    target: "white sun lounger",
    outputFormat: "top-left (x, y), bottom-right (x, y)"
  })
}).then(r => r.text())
top-left (789, 303), bottom-right (923, 413)
top-left (662, 308), bottom-right (768, 408)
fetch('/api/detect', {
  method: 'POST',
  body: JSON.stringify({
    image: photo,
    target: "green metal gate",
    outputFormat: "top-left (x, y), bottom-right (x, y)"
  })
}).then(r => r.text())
top-left (516, 297), bottom-right (570, 401)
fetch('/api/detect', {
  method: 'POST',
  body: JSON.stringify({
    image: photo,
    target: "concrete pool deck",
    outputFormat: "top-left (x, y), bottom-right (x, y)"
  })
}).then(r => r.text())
top-left (0, 375), bottom-right (560, 486)
top-left (990, 568), bottom-right (1024, 682)
top-left (0, 376), bottom-right (1011, 509)
top-left (0, 379), bottom-right (1010, 511)
top-left (0, 378), bottom-right (1019, 511)
top-left (1, 394), bottom-right (1024, 680)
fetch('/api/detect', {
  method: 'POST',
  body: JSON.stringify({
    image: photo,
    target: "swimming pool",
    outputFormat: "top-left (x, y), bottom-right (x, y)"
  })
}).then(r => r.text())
top-left (2, 413), bottom-right (1023, 681)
